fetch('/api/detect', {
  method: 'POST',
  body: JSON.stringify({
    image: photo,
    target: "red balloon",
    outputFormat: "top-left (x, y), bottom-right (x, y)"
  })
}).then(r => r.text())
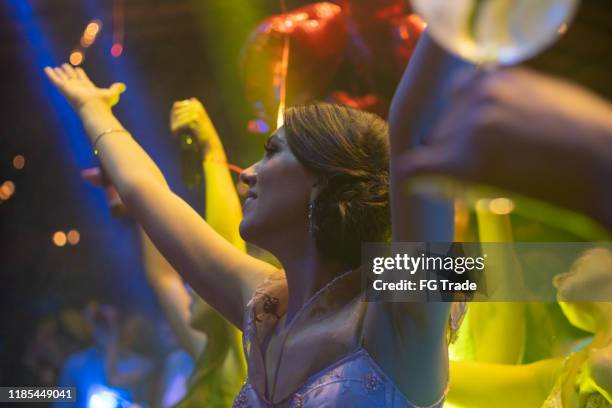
top-left (327, 91), bottom-right (388, 118)
top-left (391, 14), bottom-right (426, 77)
top-left (241, 3), bottom-right (348, 125)
top-left (342, 0), bottom-right (406, 26)
top-left (342, 1), bottom-right (424, 104)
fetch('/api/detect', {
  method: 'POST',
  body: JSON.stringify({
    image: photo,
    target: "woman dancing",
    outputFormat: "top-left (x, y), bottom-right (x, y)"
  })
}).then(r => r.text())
top-left (44, 32), bottom-right (454, 407)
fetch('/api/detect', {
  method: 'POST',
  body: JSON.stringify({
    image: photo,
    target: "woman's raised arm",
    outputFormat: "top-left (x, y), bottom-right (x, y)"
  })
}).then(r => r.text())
top-left (44, 64), bottom-right (276, 327)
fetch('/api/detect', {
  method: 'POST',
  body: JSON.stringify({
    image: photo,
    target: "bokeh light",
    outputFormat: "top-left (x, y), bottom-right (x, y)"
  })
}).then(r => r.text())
top-left (67, 229), bottom-right (81, 245)
top-left (489, 197), bottom-right (515, 215)
top-left (247, 119), bottom-right (270, 134)
top-left (52, 231), bottom-right (67, 247)
top-left (0, 180), bottom-right (15, 200)
top-left (111, 43), bottom-right (123, 58)
top-left (12, 155), bottom-right (25, 170)
top-left (69, 51), bottom-right (84, 66)
top-left (85, 20), bottom-right (101, 37)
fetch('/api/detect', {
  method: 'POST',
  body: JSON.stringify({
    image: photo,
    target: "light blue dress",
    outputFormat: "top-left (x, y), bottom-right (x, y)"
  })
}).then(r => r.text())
top-left (233, 269), bottom-right (447, 408)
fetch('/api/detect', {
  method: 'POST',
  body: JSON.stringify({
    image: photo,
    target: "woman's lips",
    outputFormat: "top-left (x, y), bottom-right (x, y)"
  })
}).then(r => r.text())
top-left (244, 196), bottom-right (256, 208)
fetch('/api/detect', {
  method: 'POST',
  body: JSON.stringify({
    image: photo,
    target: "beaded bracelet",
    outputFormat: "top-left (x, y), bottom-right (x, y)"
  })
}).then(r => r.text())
top-left (93, 128), bottom-right (129, 155)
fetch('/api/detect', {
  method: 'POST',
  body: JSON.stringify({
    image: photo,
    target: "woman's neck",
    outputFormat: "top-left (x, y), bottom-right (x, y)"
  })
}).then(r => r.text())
top-left (276, 242), bottom-right (346, 324)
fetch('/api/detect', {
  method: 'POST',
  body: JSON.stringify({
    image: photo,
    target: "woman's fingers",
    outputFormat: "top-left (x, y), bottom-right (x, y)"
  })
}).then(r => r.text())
top-left (172, 99), bottom-right (191, 109)
top-left (75, 67), bottom-right (90, 82)
top-left (109, 82), bottom-right (126, 94)
top-left (170, 116), bottom-right (198, 132)
top-left (172, 113), bottom-right (198, 127)
top-left (44, 67), bottom-right (63, 86)
top-left (171, 99), bottom-right (204, 114)
top-left (54, 67), bottom-right (68, 81)
top-left (61, 63), bottom-right (77, 79)
top-left (171, 107), bottom-right (198, 121)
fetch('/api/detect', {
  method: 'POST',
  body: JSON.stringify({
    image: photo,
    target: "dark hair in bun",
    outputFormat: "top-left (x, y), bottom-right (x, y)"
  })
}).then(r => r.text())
top-left (284, 103), bottom-right (390, 269)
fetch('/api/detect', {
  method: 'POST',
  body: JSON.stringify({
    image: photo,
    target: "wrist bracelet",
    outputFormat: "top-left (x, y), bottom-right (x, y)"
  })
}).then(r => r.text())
top-left (93, 128), bottom-right (129, 156)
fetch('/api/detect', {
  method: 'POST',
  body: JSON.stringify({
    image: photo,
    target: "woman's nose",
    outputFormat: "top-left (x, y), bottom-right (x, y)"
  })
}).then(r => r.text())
top-left (239, 163), bottom-right (258, 186)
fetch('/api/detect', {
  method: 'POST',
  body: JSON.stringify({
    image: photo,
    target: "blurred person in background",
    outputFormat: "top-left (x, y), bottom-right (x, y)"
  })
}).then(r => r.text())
top-left (55, 303), bottom-right (154, 408)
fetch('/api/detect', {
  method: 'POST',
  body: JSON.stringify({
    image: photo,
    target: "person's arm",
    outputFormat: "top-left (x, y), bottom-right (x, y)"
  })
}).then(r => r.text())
top-left (466, 207), bottom-right (525, 363)
top-left (580, 345), bottom-right (612, 403)
top-left (374, 32), bottom-right (465, 404)
top-left (169, 98), bottom-right (245, 250)
top-left (103, 310), bottom-right (152, 388)
top-left (388, 31), bottom-right (463, 241)
top-left (44, 65), bottom-right (276, 328)
top-left (141, 232), bottom-right (207, 357)
top-left (394, 67), bottom-right (612, 232)
top-left (447, 358), bottom-right (562, 408)
top-left (141, 99), bottom-right (245, 357)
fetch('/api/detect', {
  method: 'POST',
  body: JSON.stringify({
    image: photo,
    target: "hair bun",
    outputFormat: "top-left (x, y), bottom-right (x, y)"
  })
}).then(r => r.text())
top-left (284, 103), bottom-right (391, 269)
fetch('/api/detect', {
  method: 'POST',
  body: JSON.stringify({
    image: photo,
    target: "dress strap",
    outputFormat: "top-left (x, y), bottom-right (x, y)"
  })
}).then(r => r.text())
top-left (410, 382), bottom-right (450, 408)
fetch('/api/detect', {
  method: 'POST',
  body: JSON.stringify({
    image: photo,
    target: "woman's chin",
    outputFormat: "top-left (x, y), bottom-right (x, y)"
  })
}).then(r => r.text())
top-left (239, 218), bottom-right (259, 244)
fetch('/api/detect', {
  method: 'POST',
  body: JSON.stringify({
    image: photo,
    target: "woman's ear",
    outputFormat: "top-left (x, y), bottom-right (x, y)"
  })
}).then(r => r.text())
top-left (309, 179), bottom-right (323, 202)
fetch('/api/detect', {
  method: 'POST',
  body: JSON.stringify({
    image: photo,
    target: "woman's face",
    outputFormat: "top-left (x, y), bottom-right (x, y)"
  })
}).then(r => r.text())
top-left (239, 128), bottom-right (316, 249)
top-left (553, 248), bottom-right (612, 332)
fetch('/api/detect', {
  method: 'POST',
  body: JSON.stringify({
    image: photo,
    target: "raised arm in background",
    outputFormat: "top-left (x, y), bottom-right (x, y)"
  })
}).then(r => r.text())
top-left (140, 97), bottom-right (246, 357)
top-left (170, 98), bottom-right (245, 249)
top-left (447, 357), bottom-right (562, 408)
top-left (44, 65), bottom-right (277, 328)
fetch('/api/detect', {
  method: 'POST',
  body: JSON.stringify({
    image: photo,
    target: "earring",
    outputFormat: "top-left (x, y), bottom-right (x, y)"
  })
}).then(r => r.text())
top-left (307, 202), bottom-right (314, 234)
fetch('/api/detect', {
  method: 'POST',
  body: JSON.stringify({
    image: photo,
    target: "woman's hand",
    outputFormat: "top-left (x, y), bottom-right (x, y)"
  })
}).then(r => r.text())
top-left (170, 98), bottom-right (221, 155)
top-left (586, 345), bottom-right (612, 402)
top-left (395, 67), bottom-right (612, 228)
top-left (44, 64), bottom-right (126, 112)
